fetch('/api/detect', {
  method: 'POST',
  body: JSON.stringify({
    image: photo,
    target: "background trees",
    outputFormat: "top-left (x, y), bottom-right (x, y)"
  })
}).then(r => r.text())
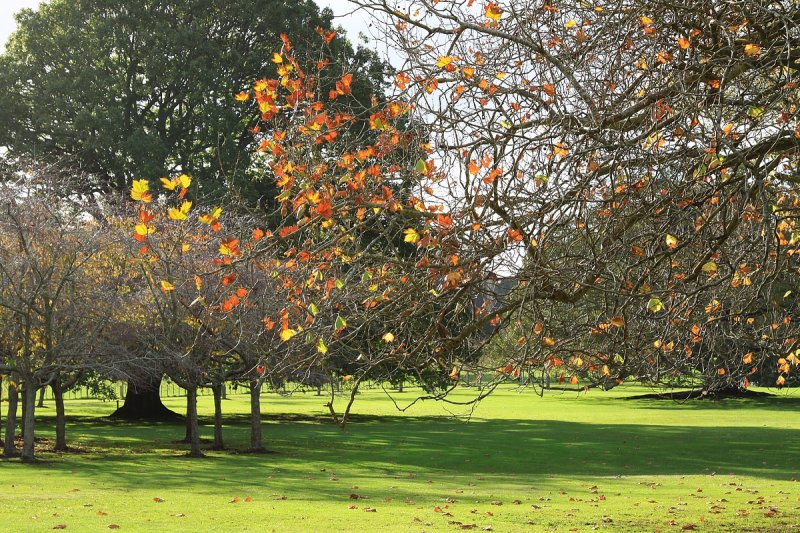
top-left (0, 0), bottom-right (389, 203)
top-left (0, 164), bottom-right (117, 460)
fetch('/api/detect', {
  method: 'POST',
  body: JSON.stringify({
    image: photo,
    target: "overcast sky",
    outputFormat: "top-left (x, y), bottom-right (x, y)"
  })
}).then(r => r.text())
top-left (1, 0), bottom-right (381, 55)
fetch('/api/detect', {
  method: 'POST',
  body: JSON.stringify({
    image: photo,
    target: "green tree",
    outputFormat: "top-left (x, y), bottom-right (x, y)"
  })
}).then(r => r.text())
top-left (0, 0), bottom-right (388, 205)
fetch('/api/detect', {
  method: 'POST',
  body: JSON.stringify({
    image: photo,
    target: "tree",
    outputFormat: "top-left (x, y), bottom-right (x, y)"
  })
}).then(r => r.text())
top-left (0, 0), bottom-right (393, 421)
top-left (0, 0), bottom-right (388, 202)
top-left (0, 164), bottom-right (116, 461)
top-left (340, 0), bottom-right (800, 392)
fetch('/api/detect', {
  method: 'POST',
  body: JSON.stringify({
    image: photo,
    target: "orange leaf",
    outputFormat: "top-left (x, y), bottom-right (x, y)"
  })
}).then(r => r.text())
top-left (485, 2), bottom-right (503, 21)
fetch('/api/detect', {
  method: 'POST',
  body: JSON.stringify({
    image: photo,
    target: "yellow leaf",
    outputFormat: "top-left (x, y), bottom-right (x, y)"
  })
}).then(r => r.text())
top-left (485, 2), bottom-right (503, 21)
top-left (609, 316), bottom-right (625, 328)
top-left (178, 174), bottom-right (191, 189)
top-left (665, 233), bottom-right (679, 249)
top-left (553, 142), bottom-right (569, 157)
top-left (134, 224), bottom-right (154, 236)
top-left (235, 92), bottom-right (250, 102)
top-left (570, 375), bottom-right (579, 385)
top-left (640, 16), bottom-right (654, 25)
top-left (436, 56), bottom-right (454, 68)
top-left (382, 332), bottom-right (395, 343)
top-left (743, 43), bottom-right (761, 57)
top-left (160, 280), bottom-right (175, 292)
top-left (565, 19), bottom-right (578, 29)
top-left (648, 297), bottom-right (664, 313)
top-left (160, 177), bottom-right (177, 190)
top-left (342, 374), bottom-right (353, 382)
top-left (131, 179), bottom-right (152, 202)
top-left (701, 261), bottom-right (717, 275)
top-left (272, 52), bottom-right (283, 64)
top-left (449, 366), bottom-right (459, 380)
top-left (403, 228), bottom-right (420, 243)
top-left (280, 328), bottom-right (296, 342)
top-left (317, 337), bottom-right (328, 354)
top-left (168, 205), bottom-right (188, 221)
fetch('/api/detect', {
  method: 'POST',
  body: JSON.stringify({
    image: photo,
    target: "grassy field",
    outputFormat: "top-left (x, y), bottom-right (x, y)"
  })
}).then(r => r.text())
top-left (1, 384), bottom-right (799, 532)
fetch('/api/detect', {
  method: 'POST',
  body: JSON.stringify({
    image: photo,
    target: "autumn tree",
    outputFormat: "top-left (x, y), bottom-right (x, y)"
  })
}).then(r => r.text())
top-left (0, 165), bottom-right (116, 461)
top-left (338, 0), bottom-right (800, 393)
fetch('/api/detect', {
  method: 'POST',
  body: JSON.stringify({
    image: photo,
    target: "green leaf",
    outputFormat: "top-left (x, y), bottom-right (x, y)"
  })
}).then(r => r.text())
top-left (309, 303), bottom-right (319, 316)
top-left (415, 159), bottom-right (427, 174)
top-left (335, 279), bottom-right (344, 290)
top-left (335, 314), bottom-right (347, 331)
top-left (648, 297), bottom-right (665, 313)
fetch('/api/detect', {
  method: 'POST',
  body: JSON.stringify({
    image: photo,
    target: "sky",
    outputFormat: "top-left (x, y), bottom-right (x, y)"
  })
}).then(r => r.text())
top-left (1, 0), bottom-right (380, 54)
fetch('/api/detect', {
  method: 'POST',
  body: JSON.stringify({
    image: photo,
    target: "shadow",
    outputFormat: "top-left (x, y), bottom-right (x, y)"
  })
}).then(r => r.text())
top-left (14, 411), bottom-right (799, 504)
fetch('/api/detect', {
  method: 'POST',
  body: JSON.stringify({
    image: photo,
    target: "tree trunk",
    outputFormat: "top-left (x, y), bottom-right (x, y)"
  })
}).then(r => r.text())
top-left (249, 380), bottom-right (265, 452)
top-left (185, 387), bottom-right (203, 458)
top-left (110, 376), bottom-right (181, 420)
top-left (21, 384), bottom-right (37, 463)
top-left (37, 386), bottom-right (46, 408)
top-left (53, 382), bottom-right (67, 452)
top-left (183, 392), bottom-right (193, 443)
top-left (211, 382), bottom-right (224, 450)
top-left (3, 382), bottom-right (18, 457)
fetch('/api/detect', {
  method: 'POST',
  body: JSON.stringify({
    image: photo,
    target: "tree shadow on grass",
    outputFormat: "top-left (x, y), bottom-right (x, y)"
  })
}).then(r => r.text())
top-left (22, 412), bottom-right (800, 501)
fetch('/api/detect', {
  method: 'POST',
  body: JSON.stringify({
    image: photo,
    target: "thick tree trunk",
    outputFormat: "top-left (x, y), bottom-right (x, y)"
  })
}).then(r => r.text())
top-left (185, 387), bottom-right (203, 458)
top-left (211, 383), bottom-right (224, 450)
top-left (110, 376), bottom-right (180, 420)
top-left (53, 382), bottom-right (67, 452)
top-left (249, 380), bottom-right (265, 452)
top-left (37, 387), bottom-right (46, 408)
top-left (3, 383), bottom-right (18, 457)
top-left (21, 384), bottom-right (37, 463)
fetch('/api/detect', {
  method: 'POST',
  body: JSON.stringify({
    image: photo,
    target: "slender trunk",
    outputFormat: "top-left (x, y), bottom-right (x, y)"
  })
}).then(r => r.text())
top-left (54, 382), bottom-right (67, 452)
top-left (211, 383), bottom-right (224, 450)
top-left (20, 384), bottom-right (26, 436)
top-left (0, 375), bottom-right (3, 443)
top-left (37, 387), bottom-right (46, 408)
top-left (3, 383), bottom-right (18, 457)
top-left (183, 392), bottom-right (193, 443)
top-left (249, 380), bottom-right (264, 452)
top-left (21, 384), bottom-right (37, 462)
top-left (185, 387), bottom-right (203, 458)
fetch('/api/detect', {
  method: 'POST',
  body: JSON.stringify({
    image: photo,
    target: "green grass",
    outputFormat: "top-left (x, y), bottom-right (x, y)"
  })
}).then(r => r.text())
top-left (1, 385), bottom-right (799, 532)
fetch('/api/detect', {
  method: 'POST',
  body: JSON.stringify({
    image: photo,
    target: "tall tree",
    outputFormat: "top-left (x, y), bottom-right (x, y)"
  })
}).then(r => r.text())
top-left (0, 0), bottom-right (389, 203)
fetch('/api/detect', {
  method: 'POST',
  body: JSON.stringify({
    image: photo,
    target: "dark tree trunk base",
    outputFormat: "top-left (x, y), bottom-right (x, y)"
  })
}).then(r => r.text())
top-left (109, 378), bottom-right (181, 421)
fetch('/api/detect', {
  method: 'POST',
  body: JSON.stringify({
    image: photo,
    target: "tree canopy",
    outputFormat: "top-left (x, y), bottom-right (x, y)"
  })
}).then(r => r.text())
top-left (0, 0), bottom-right (389, 204)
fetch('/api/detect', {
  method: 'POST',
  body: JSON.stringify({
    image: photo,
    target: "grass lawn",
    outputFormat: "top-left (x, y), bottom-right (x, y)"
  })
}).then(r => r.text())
top-left (1, 384), bottom-right (799, 532)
